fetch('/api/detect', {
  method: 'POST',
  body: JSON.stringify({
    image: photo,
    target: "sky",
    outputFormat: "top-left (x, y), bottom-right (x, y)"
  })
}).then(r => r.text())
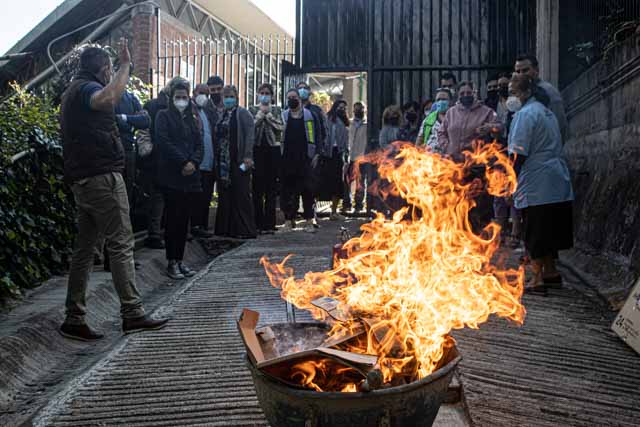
top-left (0, 0), bottom-right (295, 55)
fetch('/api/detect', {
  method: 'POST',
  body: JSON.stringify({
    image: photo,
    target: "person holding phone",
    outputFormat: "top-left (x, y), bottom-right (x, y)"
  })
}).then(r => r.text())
top-left (214, 85), bottom-right (257, 239)
top-left (249, 83), bottom-right (283, 234)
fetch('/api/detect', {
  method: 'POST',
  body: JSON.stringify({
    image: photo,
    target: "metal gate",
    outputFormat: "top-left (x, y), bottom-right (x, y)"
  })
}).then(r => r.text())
top-left (154, 34), bottom-right (294, 107)
top-left (280, 60), bottom-right (307, 106)
top-left (297, 0), bottom-right (537, 135)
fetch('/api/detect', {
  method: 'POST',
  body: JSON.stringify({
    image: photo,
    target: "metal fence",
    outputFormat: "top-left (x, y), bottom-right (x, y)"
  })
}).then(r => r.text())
top-left (560, 0), bottom-right (640, 87)
top-left (153, 34), bottom-right (295, 107)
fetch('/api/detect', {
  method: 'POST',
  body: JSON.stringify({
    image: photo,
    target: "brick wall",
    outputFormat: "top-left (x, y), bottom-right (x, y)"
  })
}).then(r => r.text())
top-left (562, 33), bottom-right (640, 304)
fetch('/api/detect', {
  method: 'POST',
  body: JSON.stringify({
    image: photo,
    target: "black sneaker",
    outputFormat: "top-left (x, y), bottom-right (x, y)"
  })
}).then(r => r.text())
top-left (167, 261), bottom-right (185, 280)
top-left (178, 262), bottom-right (196, 278)
top-left (144, 238), bottom-right (165, 249)
top-left (122, 315), bottom-right (169, 335)
top-left (59, 322), bottom-right (104, 342)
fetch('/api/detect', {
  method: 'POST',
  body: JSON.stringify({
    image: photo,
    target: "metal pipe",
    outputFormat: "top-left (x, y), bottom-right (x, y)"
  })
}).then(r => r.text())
top-left (244, 36), bottom-right (250, 106)
top-left (155, 6), bottom-right (161, 97)
top-left (0, 52), bottom-right (33, 61)
top-left (26, 3), bottom-right (131, 90)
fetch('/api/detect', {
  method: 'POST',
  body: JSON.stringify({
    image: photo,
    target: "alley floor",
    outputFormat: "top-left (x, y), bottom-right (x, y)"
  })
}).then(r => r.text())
top-left (21, 220), bottom-right (640, 426)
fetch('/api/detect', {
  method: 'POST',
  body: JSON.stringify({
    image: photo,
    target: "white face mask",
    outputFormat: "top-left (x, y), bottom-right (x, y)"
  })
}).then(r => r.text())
top-left (195, 94), bottom-right (208, 108)
top-left (506, 96), bottom-right (523, 113)
top-left (174, 99), bottom-right (190, 112)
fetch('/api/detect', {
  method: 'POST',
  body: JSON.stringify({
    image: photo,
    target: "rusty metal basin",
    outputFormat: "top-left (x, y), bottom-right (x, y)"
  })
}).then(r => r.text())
top-left (246, 337), bottom-right (461, 427)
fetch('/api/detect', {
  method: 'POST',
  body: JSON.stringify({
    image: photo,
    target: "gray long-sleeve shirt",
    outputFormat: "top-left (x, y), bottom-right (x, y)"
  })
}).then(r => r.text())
top-left (537, 80), bottom-right (568, 143)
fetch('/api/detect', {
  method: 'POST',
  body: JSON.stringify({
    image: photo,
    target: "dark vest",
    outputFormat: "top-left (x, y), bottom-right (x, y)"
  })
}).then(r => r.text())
top-left (60, 73), bottom-right (124, 182)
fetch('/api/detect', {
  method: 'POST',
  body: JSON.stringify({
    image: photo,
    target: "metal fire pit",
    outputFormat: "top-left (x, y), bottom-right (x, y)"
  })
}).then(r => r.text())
top-left (246, 330), bottom-right (461, 427)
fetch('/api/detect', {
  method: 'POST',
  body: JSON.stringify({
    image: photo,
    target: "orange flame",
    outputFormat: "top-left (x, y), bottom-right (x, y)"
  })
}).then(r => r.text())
top-left (261, 141), bottom-right (525, 389)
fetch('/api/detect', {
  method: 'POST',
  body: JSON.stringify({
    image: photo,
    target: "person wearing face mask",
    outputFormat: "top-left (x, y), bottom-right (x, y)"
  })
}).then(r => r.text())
top-left (318, 99), bottom-right (350, 220)
top-left (141, 76), bottom-right (189, 250)
top-left (207, 75), bottom-right (225, 119)
top-left (379, 105), bottom-right (403, 150)
top-left (214, 85), bottom-right (257, 239)
top-left (437, 81), bottom-right (498, 162)
top-left (507, 74), bottom-right (574, 293)
top-left (59, 41), bottom-right (169, 341)
top-left (280, 88), bottom-right (321, 233)
top-left (417, 88), bottom-right (453, 153)
top-left (249, 83), bottom-right (284, 234)
top-left (155, 80), bottom-right (203, 280)
top-left (484, 75), bottom-right (500, 111)
top-left (487, 73), bottom-right (522, 247)
top-left (438, 81), bottom-right (498, 232)
top-left (190, 84), bottom-right (217, 238)
top-left (344, 102), bottom-right (368, 213)
top-left (398, 101), bottom-right (422, 143)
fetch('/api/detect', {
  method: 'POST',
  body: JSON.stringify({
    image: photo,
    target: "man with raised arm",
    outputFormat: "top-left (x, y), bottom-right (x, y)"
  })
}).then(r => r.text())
top-left (59, 40), bottom-right (169, 341)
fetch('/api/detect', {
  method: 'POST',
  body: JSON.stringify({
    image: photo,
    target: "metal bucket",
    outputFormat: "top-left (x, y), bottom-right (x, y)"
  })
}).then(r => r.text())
top-left (246, 344), bottom-right (461, 427)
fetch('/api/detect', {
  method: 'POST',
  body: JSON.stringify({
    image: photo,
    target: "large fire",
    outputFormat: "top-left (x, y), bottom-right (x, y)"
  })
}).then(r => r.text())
top-left (261, 141), bottom-right (525, 391)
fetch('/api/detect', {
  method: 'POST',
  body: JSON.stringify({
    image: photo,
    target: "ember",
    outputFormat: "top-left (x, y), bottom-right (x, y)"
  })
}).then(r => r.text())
top-left (261, 142), bottom-right (526, 392)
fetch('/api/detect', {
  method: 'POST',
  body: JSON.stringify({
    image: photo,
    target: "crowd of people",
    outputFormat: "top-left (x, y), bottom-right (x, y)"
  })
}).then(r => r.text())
top-left (57, 39), bottom-right (574, 340)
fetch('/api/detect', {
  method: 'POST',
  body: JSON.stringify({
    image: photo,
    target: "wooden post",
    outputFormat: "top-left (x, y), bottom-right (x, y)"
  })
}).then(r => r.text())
top-left (536, 0), bottom-right (560, 86)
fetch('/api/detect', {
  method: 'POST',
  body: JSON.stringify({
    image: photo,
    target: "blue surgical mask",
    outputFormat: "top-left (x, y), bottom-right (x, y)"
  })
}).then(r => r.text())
top-left (298, 88), bottom-right (310, 100)
top-left (259, 95), bottom-right (271, 105)
top-left (435, 100), bottom-right (449, 113)
top-left (223, 97), bottom-right (237, 109)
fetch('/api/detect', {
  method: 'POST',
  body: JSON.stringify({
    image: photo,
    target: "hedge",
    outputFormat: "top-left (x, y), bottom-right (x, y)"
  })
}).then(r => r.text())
top-left (0, 84), bottom-right (76, 301)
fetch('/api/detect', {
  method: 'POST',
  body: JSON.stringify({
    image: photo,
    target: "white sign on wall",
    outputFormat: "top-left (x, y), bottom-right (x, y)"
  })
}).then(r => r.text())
top-left (612, 278), bottom-right (640, 355)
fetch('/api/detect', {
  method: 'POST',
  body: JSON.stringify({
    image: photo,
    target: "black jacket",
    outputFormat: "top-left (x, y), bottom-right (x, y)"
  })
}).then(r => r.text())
top-left (155, 105), bottom-right (204, 192)
top-left (60, 71), bottom-right (124, 183)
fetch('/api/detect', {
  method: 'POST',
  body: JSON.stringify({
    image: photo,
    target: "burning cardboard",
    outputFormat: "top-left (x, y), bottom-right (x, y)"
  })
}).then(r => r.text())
top-left (238, 309), bottom-right (378, 390)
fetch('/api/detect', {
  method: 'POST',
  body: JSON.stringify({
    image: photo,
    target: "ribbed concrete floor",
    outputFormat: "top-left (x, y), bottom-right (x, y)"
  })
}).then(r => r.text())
top-left (30, 219), bottom-right (640, 426)
top-left (32, 221), bottom-right (354, 426)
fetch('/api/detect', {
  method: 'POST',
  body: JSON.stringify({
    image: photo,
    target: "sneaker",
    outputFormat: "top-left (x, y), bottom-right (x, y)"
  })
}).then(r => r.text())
top-left (178, 262), bottom-right (196, 278)
top-left (167, 261), bottom-right (185, 280)
top-left (330, 213), bottom-right (346, 221)
top-left (192, 227), bottom-right (214, 238)
top-left (59, 322), bottom-right (104, 342)
top-left (122, 315), bottom-right (169, 335)
top-left (312, 219), bottom-right (321, 229)
top-left (304, 220), bottom-right (317, 233)
top-left (279, 220), bottom-right (296, 233)
top-left (144, 238), bottom-right (165, 249)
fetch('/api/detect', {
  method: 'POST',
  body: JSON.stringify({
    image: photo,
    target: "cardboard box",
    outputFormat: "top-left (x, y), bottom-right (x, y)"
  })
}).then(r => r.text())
top-left (238, 308), bottom-right (376, 370)
top-left (612, 278), bottom-right (640, 355)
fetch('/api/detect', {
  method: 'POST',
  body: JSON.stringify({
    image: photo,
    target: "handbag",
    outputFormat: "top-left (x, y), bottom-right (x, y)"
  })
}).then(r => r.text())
top-left (136, 129), bottom-right (153, 158)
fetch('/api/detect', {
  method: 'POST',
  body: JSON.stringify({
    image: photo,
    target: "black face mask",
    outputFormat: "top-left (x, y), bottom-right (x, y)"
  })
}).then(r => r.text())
top-left (288, 98), bottom-right (300, 109)
top-left (211, 93), bottom-right (222, 105)
top-left (354, 111), bottom-right (364, 119)
top-left (389, 117), bottom-right (400, 127)
top-left (405, 112), bottom-right (418, 123)
top-left (338, 110), bottom-right (347, 118)
top-left (487, 90), bottom-right (499, 100)
top-left (460, 95), bottom-right (474, 108)
top-left (499, 87), bottom-right (509, 98)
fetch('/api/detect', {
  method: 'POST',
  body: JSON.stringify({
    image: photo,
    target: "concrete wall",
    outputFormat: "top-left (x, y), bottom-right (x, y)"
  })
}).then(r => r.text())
top-left (562, 33), bottom-right (640, 304)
